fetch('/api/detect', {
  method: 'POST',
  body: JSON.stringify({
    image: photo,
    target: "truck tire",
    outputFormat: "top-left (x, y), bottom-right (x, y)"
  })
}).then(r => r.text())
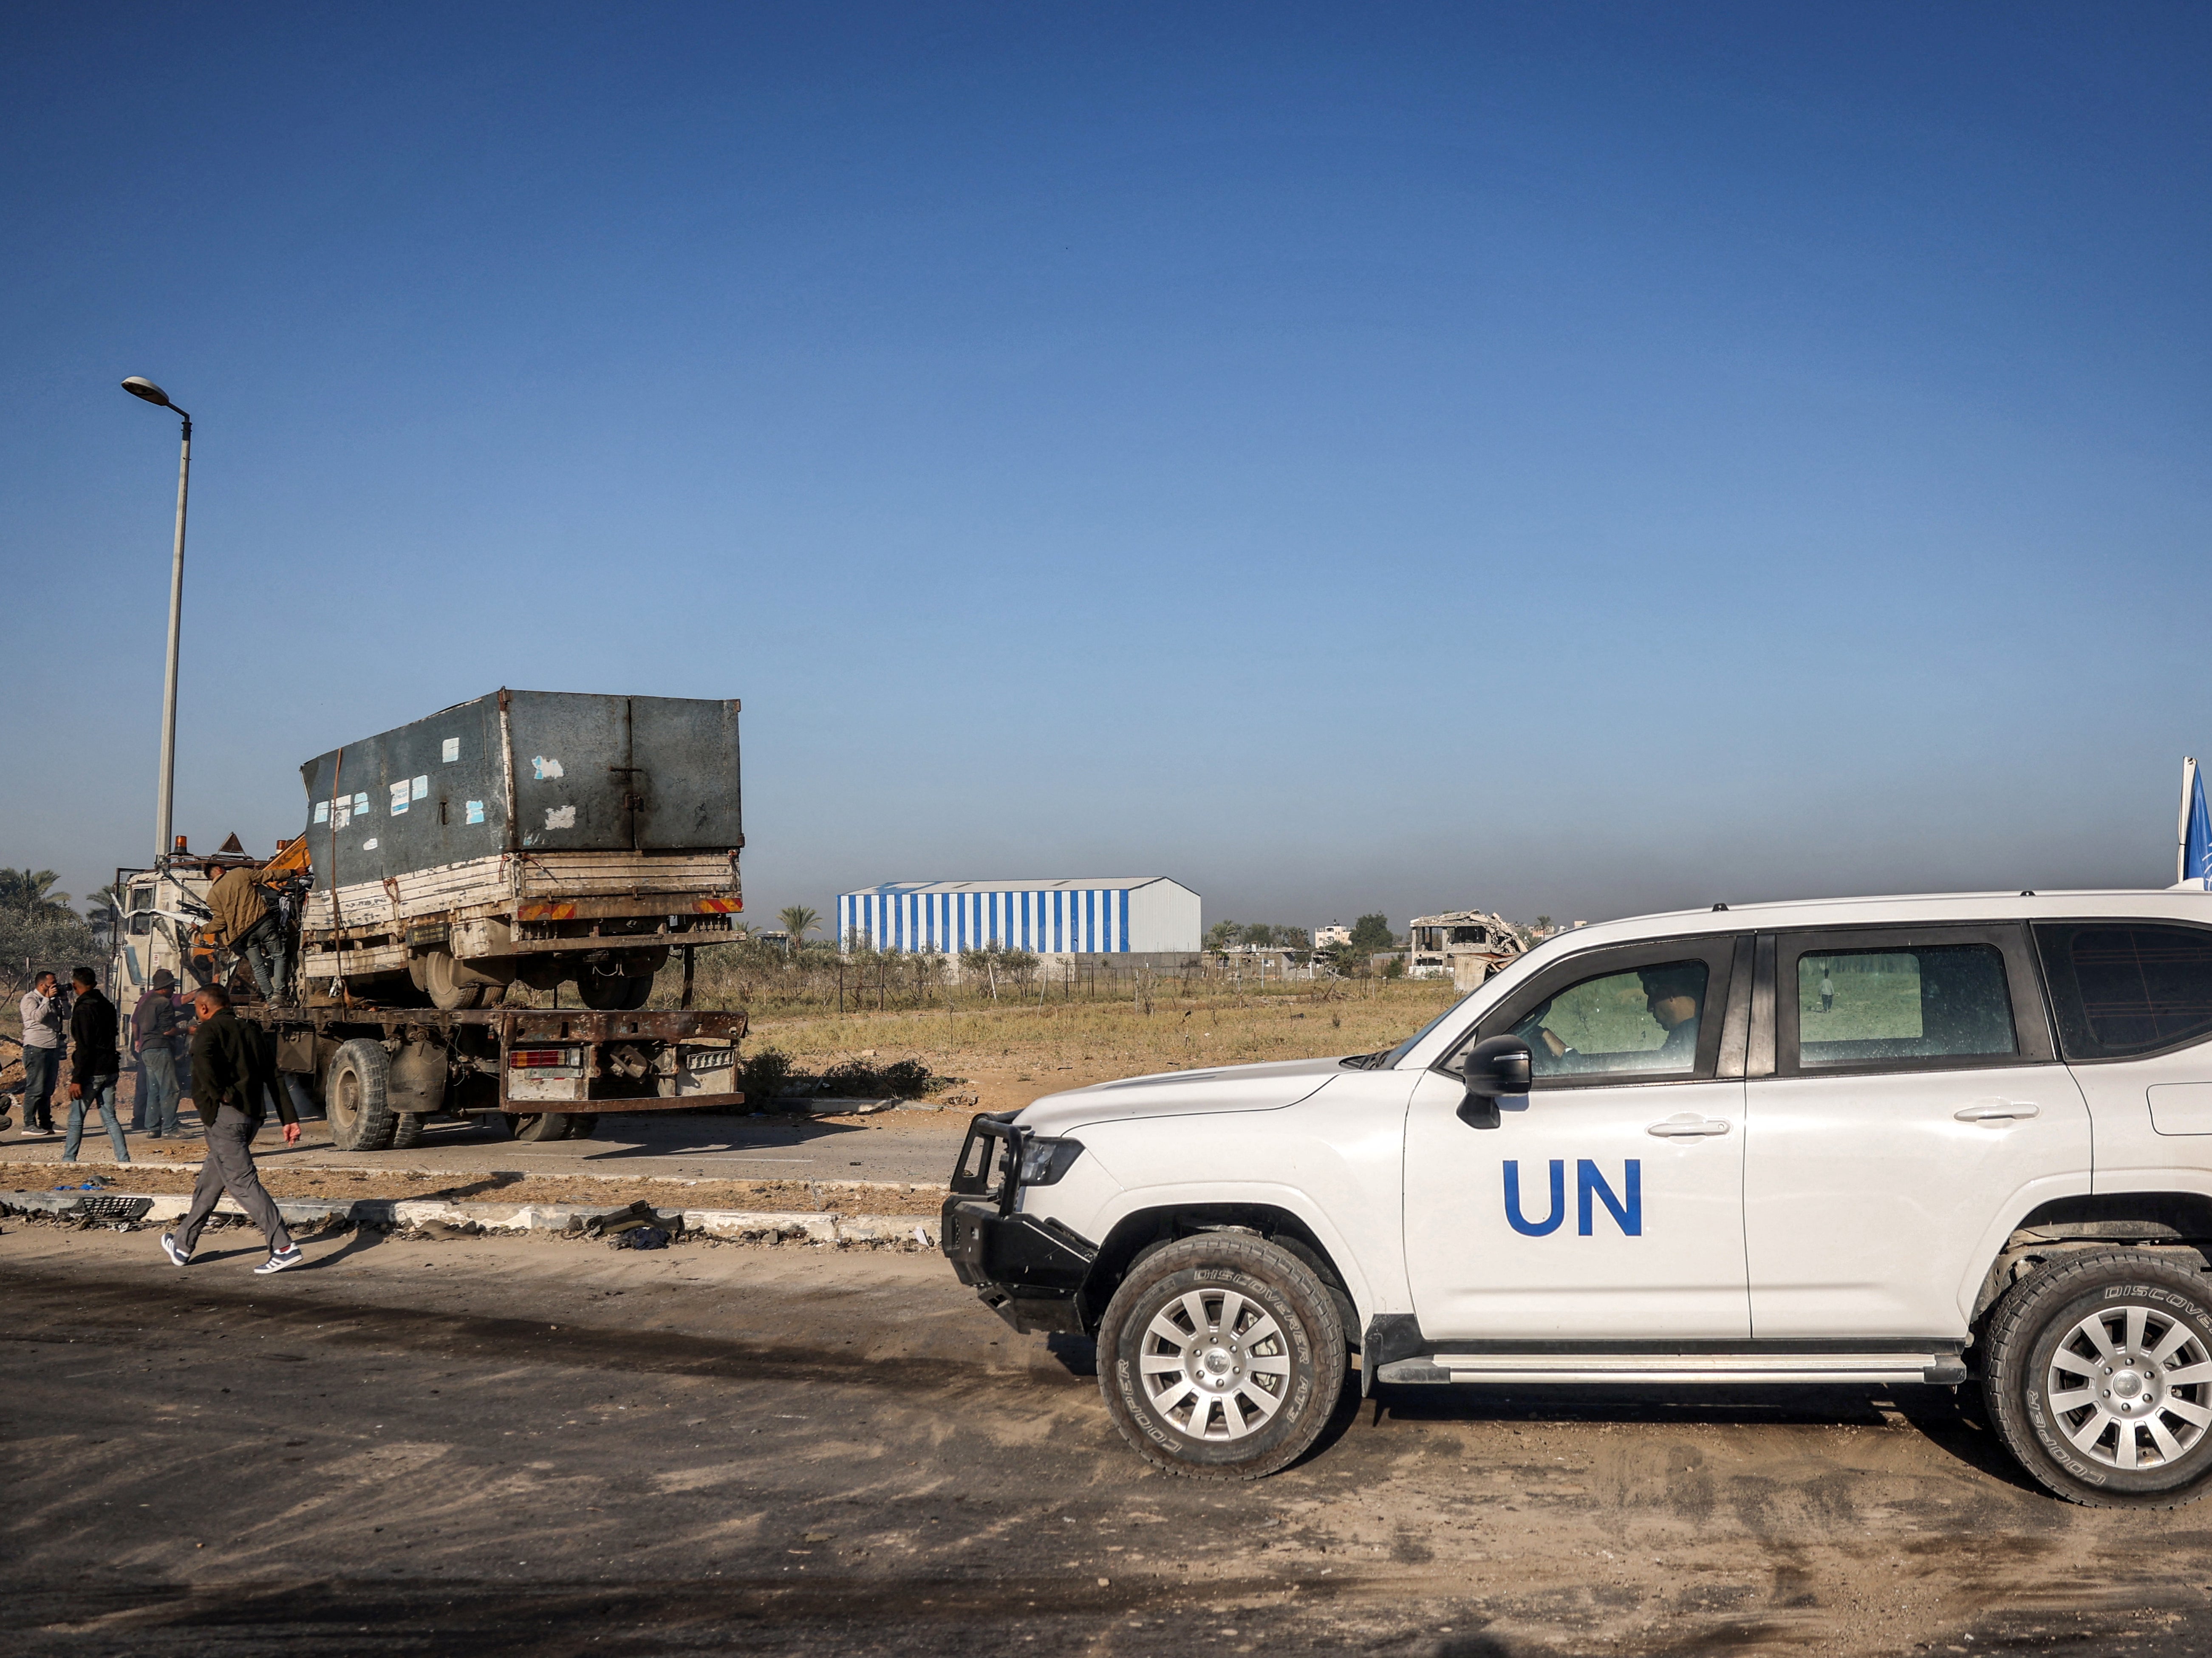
top-left (1983, 1247), bottom-right (2212, 1507)
top-left (567, 1114), bottom-right (600, 1139)
top-left (390, 1113), bottom-right (427, 1150)
top-left (1097, 1232), bottom-right (1346, 1480)
top-left (578, 973), bottom-right (653, 1011)
top-left (419, 951), bottom-right (488, 1012)
top-left (509, 1112), bottom-right (573, 1143)
top-left (325, 1039), bottom-right (398, 1152)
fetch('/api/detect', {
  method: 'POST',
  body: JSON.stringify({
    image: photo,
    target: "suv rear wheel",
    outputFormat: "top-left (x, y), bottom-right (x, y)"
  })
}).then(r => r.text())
top-left (1097, 1232), bottom-right (1345, 1479)
top-left (1984, 1247), bottom-right (2212, 1507)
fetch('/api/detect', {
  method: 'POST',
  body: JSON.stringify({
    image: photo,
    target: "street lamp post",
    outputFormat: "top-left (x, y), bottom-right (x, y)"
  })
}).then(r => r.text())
top-left (121, 376), bottom-right (192, 866)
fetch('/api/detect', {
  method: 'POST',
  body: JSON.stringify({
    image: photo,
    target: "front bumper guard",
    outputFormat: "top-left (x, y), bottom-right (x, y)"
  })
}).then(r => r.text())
top-left (941, 1112), bottom-right (1098, 1334)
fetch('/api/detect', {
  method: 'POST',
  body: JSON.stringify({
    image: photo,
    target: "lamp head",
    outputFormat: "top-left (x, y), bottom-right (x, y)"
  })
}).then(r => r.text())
top-left (121, 377), bottom-right (172, 408)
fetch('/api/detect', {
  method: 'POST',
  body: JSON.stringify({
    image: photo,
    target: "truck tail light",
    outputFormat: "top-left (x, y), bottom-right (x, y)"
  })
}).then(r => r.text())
top-left (510, 1047), bottom-right (583, 1069)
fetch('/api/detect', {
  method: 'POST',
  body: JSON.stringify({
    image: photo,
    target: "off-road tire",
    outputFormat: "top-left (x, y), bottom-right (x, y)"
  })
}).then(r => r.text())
top-left (324, 1038), bottom-right (397, 1152)
top-left (390, 1112), bottom-right (427, 1150)
top-left (509, 1112), bottom-right (573, 1143)
top-left (578, 973), bottom-right (653, 1012)
top-left (1098, 1232), bottom-right (1346, 1479)
top-left (567, 1114), bottom-right (600, 1139)
top-left (1984, 1247), bottom-right (2212, 1507)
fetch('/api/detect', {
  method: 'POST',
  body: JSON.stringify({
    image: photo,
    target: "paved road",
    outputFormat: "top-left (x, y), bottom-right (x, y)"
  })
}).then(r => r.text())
top-left (4, 1107), bottom-right (968, 1186)
top-left (8, 1225), bottom-right (2212, 1657)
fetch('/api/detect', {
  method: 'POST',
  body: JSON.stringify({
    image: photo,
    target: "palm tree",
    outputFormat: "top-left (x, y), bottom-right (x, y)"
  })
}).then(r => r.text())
top-left (0, 869), bottom-right (71, 919)
top-left (778, 905), bottom-right (820, 951)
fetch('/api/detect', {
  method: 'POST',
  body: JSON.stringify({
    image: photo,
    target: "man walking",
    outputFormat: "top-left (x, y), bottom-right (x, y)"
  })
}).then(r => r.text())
top-left (133, 968), bottom-right (187, 1139)
top-left (63, 968), bottom-right (130, 1165)
top-left (161, 985), bottom-right (303, 1273)
top-left (18, 970), bottom-right (65, 1137)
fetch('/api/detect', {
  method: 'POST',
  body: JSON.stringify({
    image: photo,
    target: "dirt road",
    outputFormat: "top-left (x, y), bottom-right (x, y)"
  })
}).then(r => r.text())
top-left (6, 1225), bottom-right (2212, 1657)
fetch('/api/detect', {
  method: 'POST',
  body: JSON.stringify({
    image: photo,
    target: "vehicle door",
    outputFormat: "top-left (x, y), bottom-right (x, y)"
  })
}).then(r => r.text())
top-left (2032, 919), bottom-right (2212, 1201)
top-left (1403, 935), bottom-right (1751, 1341)
top-left (1743, 925), bottom-right (2089, 1340)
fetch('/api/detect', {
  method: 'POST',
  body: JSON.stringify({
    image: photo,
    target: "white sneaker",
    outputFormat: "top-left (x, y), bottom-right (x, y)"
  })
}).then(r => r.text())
top-left (255, 1246), bottom-right (305, 1275)
top-left (160, 1232), bottom-right (191, 1267)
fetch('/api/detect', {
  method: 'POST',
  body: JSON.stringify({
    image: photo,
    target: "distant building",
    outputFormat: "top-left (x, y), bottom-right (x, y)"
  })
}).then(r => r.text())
top-left (1313, 922), bottom-right (1352, 949)
top-left (837, 878), bottom-right (1202, 956)
top-left (1406, 909), bottom-right (1532, 990)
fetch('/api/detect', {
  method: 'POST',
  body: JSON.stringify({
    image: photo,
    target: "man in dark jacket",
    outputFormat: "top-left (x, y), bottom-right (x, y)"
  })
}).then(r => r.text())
top-left (163, 985), bottom-right (303, 1273)
top-left (63, 968), bottom-right (130, 1164)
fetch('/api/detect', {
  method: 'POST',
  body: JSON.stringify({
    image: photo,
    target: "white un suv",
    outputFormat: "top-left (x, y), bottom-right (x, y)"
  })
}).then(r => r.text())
top-left (942, 891), bottom-right (2212, 1505)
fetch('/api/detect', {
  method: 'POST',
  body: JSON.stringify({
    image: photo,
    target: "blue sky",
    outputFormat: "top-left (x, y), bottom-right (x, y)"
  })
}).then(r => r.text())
top-left (3, 3), bottom-right (2208, 932)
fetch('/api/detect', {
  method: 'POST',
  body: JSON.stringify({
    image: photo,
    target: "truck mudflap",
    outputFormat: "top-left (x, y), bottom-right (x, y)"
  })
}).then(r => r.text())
top-left (941, 1112), bottom-right (1098, 1335)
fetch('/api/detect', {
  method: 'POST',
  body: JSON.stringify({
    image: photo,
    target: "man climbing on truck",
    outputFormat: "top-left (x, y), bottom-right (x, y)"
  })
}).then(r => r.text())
top-left (199, 849), bottom-right (295, 1005)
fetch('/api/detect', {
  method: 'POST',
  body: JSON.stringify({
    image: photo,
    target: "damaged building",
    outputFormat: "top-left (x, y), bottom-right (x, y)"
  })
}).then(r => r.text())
top-left (1406, 910), bottom-right (1533, 990)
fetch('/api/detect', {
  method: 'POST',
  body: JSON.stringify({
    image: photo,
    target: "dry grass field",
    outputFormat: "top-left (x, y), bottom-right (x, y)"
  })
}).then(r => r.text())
top-left (739, 976), bottom-right (1466, 1113)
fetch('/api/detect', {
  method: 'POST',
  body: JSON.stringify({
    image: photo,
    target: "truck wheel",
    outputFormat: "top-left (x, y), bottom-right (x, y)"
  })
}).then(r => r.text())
top-left (578, 973), bottom-right (653, 1011)
top-left (1984, 1247), bottom-right (2212, 1507)
top-left (325, 1039), bottom-right (397, 1152)
top-left (510, 1112), bottom-right (573, 1143)
top-left (1097, 1232), bottom-right (1346, 1479)
top-left (567, 1114), bottom-right (600, 1139)
top-left (419, 951), bottom-right (487, 1012)
top-left (390, 1113), bottom-right (427, 1150)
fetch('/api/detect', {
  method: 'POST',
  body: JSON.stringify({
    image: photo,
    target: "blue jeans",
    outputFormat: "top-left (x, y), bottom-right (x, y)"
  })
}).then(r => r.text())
top-left (64, 1074), bottom-right (130, 1163)
top-left (141, 1048), bottom-right (181, 1136)
top-left (21, 1044), bottom-right (59, 1131)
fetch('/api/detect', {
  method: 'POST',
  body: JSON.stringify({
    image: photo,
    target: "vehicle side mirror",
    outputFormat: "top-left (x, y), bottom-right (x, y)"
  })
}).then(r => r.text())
top-left (1455, 1035), bottom-right (1531, 1129)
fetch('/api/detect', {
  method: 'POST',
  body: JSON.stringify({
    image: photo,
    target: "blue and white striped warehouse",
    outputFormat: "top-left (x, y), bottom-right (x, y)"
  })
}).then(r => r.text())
top-left (837, 878), bottom-right (1201, 956)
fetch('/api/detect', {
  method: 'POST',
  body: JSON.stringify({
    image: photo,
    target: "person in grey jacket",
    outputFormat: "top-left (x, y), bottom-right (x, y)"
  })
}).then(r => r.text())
top-left (18, 972), bottom-right (65, 1136)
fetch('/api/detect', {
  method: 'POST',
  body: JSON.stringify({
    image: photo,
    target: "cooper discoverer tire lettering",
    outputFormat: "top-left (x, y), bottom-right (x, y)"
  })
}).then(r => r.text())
top-left (1983, 1247), bottom-right (2212, 1508)
top-left (1096, 1232), bottom-right (1346, 1480)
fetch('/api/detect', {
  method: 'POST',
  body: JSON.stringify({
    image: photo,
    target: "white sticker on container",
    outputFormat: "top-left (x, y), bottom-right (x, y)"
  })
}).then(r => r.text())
top-left (544, 804), bottom-right (576, 830)
top-left (353, 792), bottom-right (369, 815)
top-left (390, 781), bottom-right (410, 815)
top-left (531, 755), bottom-right (564, 781)
top-left (362, 837), bottom-right (379, 851)
top-left (334, 803), bottom-right (352, 830)
top-left (441, 737), bottom-right (460, 763)
top-left (465, 800), bottom-right (485, 825)
top-left (412, 775), bottom-right (429, 800)
top-left (314, 801), bottom-right (330, 824)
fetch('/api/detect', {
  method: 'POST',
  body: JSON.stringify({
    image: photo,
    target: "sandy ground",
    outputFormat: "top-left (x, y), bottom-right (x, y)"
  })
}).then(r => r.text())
top-left (7, 1223), bottom-right (2212, 1656)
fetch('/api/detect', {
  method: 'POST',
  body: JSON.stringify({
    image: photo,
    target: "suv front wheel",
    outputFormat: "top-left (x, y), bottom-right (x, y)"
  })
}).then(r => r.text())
top-left (1097, 1232), bottom-right (1346, 1479)
top-left (1984, 1247), bottom-right (2212, 1507)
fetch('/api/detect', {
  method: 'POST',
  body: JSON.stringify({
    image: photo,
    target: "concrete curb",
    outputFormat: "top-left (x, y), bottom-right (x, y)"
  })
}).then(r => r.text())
top-left (0, 1189), bottom-right (940, 1248)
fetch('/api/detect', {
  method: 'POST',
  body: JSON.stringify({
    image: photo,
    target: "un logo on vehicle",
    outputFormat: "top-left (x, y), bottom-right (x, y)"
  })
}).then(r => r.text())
top-left (1503, 1159), bottom-right (1641, 1237)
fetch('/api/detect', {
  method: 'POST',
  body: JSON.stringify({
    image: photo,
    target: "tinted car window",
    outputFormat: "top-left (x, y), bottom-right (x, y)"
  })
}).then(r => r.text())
top-left (1794, 945), bottom-right (2017, 1068)
top-left (1511, 960), bottom-right (1707, 1079)
top-left (2035, 923), bottom-right (2212, 1060)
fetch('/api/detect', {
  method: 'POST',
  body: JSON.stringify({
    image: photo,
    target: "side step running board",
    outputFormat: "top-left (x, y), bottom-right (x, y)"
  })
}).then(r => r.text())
top-left (1376, 1353), bottom-right (1968, 1387)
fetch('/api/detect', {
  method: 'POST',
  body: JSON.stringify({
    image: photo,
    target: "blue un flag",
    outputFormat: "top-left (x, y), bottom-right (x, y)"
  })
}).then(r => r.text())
top-left (2183, 759), bottom-right (2212, 889)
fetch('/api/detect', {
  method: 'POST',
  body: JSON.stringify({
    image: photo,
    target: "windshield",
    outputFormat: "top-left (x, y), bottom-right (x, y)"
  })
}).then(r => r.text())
top-left (1342, 997), bottom-right (1471, 1071)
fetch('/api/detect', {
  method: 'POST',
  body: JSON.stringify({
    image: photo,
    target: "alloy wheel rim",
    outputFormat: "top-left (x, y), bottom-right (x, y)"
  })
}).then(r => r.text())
top-left (2043, 1302), bottom-right (2212, 1471)
top-left (1139, 1286), bottom-right (1295, 1441)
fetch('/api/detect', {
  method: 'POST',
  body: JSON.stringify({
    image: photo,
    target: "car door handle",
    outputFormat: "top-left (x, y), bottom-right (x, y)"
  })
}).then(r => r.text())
top-left (1954, 1101), bottom-right (2040, 1123)
top-left (1646, 1114), bottom-right (1732, 1139)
